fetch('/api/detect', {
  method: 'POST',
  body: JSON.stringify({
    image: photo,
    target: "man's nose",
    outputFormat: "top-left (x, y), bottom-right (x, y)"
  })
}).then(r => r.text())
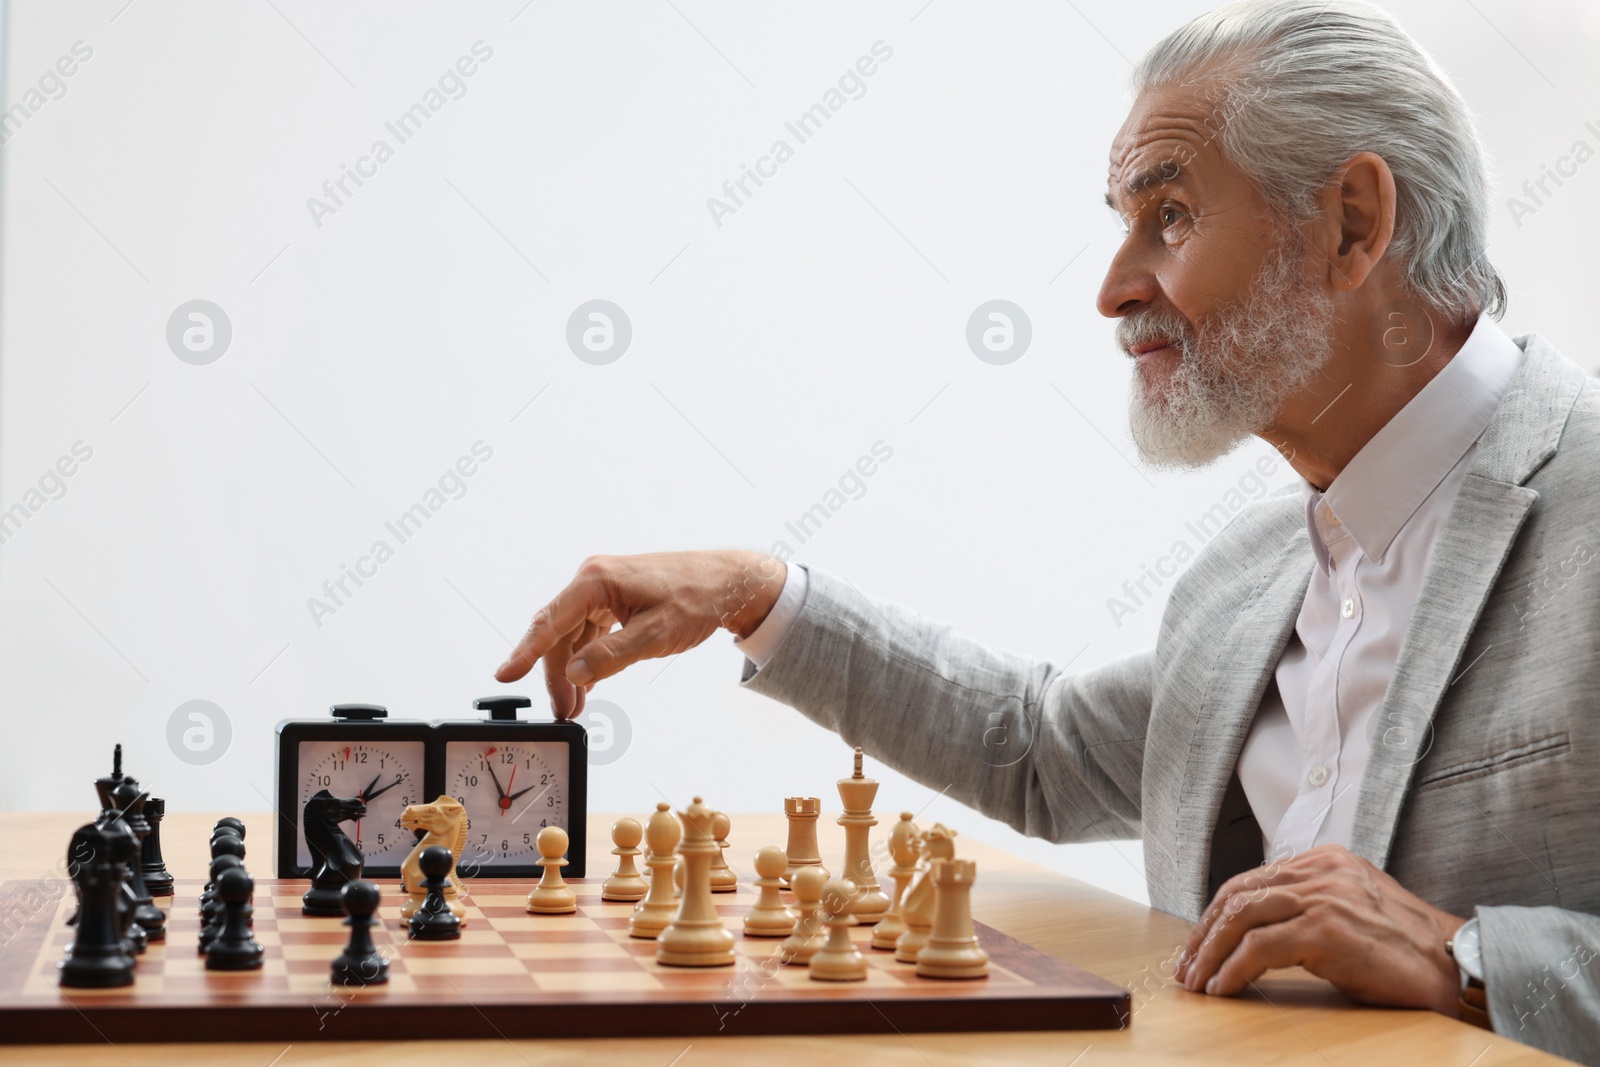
top-left (1097, 238), bottom-right (1159, 319)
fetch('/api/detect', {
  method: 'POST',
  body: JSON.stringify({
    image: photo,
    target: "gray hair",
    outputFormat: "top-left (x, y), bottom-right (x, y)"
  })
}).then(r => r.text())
top-left (1131, 0), bottom-right (1506, 322)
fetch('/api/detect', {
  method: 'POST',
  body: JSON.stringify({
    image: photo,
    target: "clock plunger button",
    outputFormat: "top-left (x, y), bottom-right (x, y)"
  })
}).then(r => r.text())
top-left (330, 704), bottom-right (388, 721)
top-left (474, 695), bottom-right (533, 721)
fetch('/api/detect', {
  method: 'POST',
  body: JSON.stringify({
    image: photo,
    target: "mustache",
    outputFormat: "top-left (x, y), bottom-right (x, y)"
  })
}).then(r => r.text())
top-left (1117, 308), bottom-right (1192, 355)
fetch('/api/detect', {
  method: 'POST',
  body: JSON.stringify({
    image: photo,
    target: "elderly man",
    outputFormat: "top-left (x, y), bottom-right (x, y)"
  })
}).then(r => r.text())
top-left (495, 1), bottom-right (1599, 1060)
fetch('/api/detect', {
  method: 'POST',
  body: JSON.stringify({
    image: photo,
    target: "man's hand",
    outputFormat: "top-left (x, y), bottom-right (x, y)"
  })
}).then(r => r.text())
top-left (494, 550), bottom-right (786, 720)
top-left (1176, 844), bottom-right (1465, 1015)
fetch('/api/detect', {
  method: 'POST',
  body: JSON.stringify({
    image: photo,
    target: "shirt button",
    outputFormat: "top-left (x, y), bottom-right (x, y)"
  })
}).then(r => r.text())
top-left (1341, 597), bottom-right (1356, 619)
top-left (1308, 765), bottom-right (1330, 787)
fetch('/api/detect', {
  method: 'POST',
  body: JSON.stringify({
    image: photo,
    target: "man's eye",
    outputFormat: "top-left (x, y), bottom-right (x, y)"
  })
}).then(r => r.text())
top-left (1161, 206), bottom-right (1184, 228)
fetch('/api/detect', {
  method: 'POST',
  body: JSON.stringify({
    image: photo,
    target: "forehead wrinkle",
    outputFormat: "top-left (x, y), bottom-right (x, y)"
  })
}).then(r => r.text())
top-left (1105, 173), bottom-right (1191, 212)
top-left (1106, 115), bottom-right (1221, 212)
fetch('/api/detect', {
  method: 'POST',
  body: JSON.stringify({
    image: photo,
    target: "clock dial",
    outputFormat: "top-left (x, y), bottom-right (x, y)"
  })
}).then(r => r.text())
top-left (446, 740), bottom-right (569, 865)
top-left (296, 740), bottom-right (425, 869)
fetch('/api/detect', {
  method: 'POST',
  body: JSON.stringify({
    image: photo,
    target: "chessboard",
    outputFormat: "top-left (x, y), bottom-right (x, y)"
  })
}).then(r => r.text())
top-left (0, 875), bottom-right (1131, 1043)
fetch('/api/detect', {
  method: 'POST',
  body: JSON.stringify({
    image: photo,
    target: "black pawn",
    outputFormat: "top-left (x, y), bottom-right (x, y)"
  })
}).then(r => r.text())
top-left (205, 867), bottom-right (264, 971)
top-left (198, 854), bottom-right (243, 953)
top-left (200, 852), bottom-right (242, 911)
top-left (208, 823), bottom-right (244, 867)
top-left (59, 824), bottom-right (136, 989)
top-left (210, 829), bottom-right (245, 861)
top-left (407, 846), bottom-right (461, 941)
top-left (140, 797), bottom-right (175, 897)
top-left (330, 880), bottom-right (388, 986)
top-left (214, 817), bottom-right (247, 839)
top-left (202, 834), bottom-right (246, 916)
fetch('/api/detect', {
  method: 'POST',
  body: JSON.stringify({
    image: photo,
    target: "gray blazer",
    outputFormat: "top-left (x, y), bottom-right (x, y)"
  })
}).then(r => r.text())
top-left (742, 333), bottom-right (1600, 1063)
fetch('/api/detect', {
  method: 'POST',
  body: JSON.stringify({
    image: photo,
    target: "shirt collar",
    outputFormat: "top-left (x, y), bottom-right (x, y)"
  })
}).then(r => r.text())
top-left (1302, 313), bottom-right (1523, 567)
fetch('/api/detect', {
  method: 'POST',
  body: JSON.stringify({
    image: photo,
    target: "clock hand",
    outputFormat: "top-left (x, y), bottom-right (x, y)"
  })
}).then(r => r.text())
top-left (499, 765), bottom-right (517, 816)
top-left (484, 759), bottom-right (508, 803)
top-left (351, 771), bottom-right (385, 847)
top-left (363, 774), bottom-right (405, 803)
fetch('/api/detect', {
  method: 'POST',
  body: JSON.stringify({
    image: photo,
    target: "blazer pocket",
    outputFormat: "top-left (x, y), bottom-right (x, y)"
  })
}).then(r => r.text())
top-left (1413, 732), bottom-right (1571, 790)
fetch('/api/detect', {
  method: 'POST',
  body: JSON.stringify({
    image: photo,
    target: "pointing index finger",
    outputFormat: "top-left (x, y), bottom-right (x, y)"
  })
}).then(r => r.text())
top-left (495, 572), bottom-right (605, 682)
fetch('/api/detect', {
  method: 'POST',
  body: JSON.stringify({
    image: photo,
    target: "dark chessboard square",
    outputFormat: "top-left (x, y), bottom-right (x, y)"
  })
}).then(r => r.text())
top-left (163, 976), bottom-right (294, 995)
top-left (650, 968), bottom-right (752, 988)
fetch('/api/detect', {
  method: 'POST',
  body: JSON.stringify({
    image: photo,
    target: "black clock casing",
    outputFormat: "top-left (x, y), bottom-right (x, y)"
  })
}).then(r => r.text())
top-left (274, 704), bottom-right (433, 878)
top-left (432, 696), bottom-right (588, 878)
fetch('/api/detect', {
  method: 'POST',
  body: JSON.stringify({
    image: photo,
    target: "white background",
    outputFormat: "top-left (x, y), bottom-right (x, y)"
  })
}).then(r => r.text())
top-left (1, 0), bottom-right (1596, 907)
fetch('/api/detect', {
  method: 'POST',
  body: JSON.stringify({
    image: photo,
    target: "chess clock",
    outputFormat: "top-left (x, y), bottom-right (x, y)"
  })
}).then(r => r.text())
top-left (275, 704), bottom-right (431, 878)
top-left (434, 696), bottom-right (588, 878)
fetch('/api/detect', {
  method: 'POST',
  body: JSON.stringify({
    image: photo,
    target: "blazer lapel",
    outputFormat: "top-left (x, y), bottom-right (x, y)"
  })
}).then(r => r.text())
top-left (1350, 333), bottom-right (1589, 869)
top-left (1350, 474), bottom-right (1539, 869)
top-left (1172, 533), bottom-right (1312, 918)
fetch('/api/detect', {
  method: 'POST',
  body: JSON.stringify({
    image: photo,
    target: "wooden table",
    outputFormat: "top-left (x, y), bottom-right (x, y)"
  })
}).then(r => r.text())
top-left (0, 812), bottom-right (1569, 1066)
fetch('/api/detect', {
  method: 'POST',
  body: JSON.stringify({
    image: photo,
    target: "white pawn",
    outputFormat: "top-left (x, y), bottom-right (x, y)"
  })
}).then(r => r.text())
top-left (808, 877), bottom-right (867, 981)
top-left (630, 803), bottom-right (681, 939)
top-left (743, 846), bottom-right (796, 937)
top-left (602, 818), bottom-right (648, 902)
top-left (526, 826), bottom-right (577, 914)
top-left (778, 866), bottom-right (828, 965)
top-left (709, 811), bottom-right (738, 892)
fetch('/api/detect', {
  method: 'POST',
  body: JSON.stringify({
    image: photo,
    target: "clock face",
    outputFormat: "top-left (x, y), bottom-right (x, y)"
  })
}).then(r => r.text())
top-left (445, 740), bottom-right (569, 866)
top-left (296, 740), bottom-right (425, 869)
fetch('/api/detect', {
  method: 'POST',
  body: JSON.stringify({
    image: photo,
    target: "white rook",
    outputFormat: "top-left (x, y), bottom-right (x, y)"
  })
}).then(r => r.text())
top-left (915, 857), bottom-right (989, 979)
top-left (782, 796), bottom-right (822, 886)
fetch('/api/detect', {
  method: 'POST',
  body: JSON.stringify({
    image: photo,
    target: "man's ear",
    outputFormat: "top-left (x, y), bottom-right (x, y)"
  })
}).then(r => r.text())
top-left (1314, 151), bottom-right (1397, 293)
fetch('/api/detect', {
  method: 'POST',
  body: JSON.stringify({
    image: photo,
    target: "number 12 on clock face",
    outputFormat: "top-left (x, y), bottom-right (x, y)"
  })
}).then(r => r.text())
top-left (445, 740), bottom-right (570, 872)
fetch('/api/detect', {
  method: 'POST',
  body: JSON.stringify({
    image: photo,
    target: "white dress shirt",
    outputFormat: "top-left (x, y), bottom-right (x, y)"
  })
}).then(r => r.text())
top-left (737, 314), bottom-right (1523, 863)
top-left (1239, 314), bottom-right (1521, 859)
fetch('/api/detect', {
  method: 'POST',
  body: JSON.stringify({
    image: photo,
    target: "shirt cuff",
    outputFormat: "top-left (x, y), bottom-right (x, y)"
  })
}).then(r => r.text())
top-left (733, 563), bottom-right (809, 672)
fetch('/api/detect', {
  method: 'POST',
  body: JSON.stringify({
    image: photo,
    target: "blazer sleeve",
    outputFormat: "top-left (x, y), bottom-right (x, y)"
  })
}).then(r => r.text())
top-left (1478, 904), bottom-right (1600, 1064)
top-left (739, 567), bottom-right (1153, 843)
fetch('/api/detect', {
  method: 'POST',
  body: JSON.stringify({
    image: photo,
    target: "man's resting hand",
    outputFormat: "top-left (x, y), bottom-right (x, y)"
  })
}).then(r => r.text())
top-left (494, 550), bottom-right (786, 719)
top-left (1176, 844), bottom-right (1466, 1015)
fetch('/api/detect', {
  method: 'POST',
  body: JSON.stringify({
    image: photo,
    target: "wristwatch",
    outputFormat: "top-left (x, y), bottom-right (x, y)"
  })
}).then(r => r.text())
top-left (1446, 916), bottom-right (1491, 1029)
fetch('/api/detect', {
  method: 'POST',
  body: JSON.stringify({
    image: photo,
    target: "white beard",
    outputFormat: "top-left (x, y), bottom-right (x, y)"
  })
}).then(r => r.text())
top-left (1120, 234), bottom-right (1335, 469)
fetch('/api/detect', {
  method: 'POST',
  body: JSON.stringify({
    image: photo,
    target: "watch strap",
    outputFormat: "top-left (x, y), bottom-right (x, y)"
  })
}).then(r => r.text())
top-left (1459, 980), bottom-right (1490, 1030)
